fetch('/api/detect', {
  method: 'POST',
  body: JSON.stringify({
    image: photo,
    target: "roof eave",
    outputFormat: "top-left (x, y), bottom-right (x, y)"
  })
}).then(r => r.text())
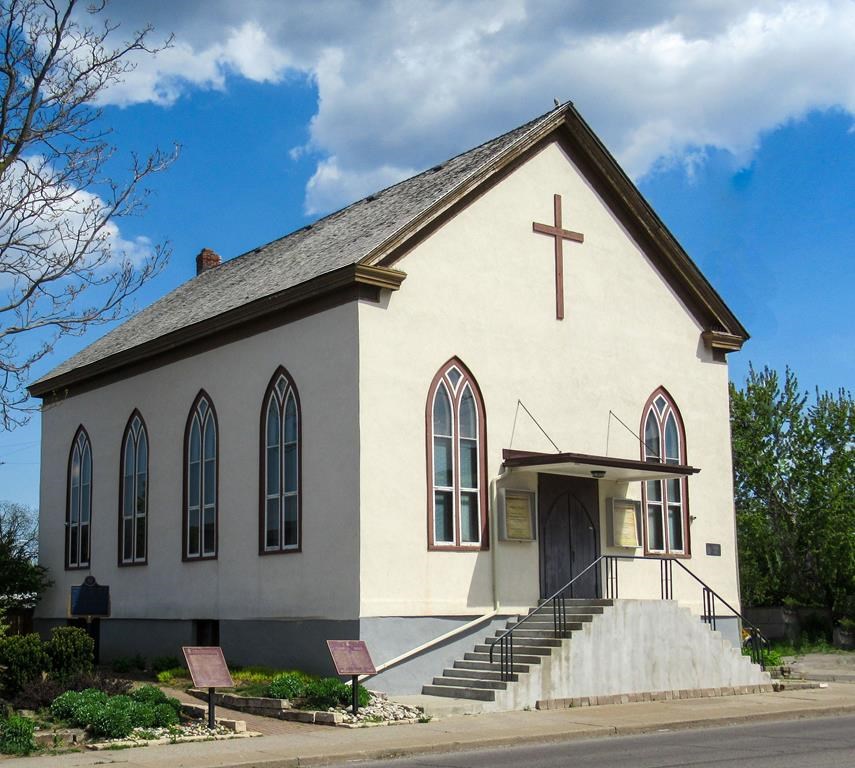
top-left (28, 264), bottom-right (406, 398)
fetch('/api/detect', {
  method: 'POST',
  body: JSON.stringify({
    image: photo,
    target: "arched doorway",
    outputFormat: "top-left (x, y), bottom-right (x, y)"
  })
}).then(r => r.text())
top-left (538, 474), bottom-right (600, 598)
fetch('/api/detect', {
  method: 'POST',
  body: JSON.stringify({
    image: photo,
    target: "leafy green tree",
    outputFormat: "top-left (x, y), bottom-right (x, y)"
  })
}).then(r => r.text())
top-left (730, 366), bottom-right (854, 609)
top-left (0, 501), bottom-right (51, 610)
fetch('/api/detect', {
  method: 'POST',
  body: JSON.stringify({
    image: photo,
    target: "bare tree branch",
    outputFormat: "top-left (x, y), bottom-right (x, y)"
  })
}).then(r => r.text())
top-left (0, 0), bottom-right (176, 429)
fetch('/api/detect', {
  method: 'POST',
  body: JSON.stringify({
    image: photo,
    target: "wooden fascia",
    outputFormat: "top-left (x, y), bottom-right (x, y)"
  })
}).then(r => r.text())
top-left (28, 264), bottom-right (406, 398)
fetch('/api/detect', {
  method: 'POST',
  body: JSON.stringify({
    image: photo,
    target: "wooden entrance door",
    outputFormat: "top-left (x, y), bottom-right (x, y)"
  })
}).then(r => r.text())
top-left (538, 474), bottom-right (600, 599)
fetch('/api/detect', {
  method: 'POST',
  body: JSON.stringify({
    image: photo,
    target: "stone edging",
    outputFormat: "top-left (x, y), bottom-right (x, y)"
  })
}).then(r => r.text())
top-left (188, 689), bottom-right (344, 725)
top-left (185, 689), bottom-right (426, 728)
top-left (536, 683), bottom-right (775, 710)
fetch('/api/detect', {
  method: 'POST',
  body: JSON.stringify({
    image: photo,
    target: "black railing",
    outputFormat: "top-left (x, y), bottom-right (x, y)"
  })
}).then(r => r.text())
top-left (488, 554), bottom-right (768, 681)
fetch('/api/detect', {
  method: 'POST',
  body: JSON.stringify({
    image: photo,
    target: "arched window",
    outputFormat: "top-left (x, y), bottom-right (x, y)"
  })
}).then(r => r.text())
top-left (641, 388), bottom-right (689, 555)
top-left (119, 411), bottom-right (148, 565)
top-left (66, 427), bottom-right (92, 570)
top-left (184, 391), bottom-right (218, 560)
top-left (426, 358), bottom-right (488, 550)
top-left (260, 368), bottom-right (301, 553)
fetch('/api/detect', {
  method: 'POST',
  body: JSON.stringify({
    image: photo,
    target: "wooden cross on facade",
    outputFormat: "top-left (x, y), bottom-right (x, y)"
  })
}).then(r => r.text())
top-left (532, 194), bottom-right (584, 320)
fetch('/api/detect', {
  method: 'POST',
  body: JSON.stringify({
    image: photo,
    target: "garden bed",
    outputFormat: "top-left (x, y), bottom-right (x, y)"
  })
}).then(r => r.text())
top-left (187, 688), bottom-right (426, 728)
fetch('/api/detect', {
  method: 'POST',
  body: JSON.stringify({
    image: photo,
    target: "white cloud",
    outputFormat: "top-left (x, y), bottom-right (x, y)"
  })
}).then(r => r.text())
top-left (99, 0), bottom-right (855, 211)
top-left (101, 21), bottom-right (293, 106)
top-left (305, 157), bottom-right (417, 215)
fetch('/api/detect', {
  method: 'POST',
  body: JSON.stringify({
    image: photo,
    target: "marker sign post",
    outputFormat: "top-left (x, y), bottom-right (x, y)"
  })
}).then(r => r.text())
top-left (69, 576), bottom-right (110, 620)
top-left (182, 647), bottom-right (234, 729)
top-left (326, 640), bottom-right (376, 715)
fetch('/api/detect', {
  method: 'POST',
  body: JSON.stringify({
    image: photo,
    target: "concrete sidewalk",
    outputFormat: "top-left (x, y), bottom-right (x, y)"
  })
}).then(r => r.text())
top-left (4, 684), bottom-right (855, 768)
top-left (789, 652), bottom-right (855, 682)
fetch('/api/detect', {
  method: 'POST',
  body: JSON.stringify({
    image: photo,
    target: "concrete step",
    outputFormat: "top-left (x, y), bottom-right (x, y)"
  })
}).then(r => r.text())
top-left (443, 667), bottom-right (520, 682)
top-left (432, 676), bottom-right (508, 690)
top-left (507, 608), bottom-right (602, 627)
top-left (513, 611), bottom-right (602, 624)
top-left (465, 650), bottom-right (543, 664)
top-left (421, 684), bottom-right (496, 701)
top-left (500, 623), bottom-right (582, 634)
top-left (531, 599), bottom-right (612, 611)
top-left (475, 643), bottom-right (555, 658)
top-left (488, 633), bottom-right (563, 646)
top-left (454, 659), bottom-right (530, 673)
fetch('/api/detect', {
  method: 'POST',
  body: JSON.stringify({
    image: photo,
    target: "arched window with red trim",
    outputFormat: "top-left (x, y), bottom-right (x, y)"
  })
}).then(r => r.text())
top-left (183, 391), bottom-right (218, 560)
top-left (641, 388), bottom-right (690, 555)
top-left (119, 411), bottom-right (148, 565)
top-left (259, 367), bottom-right (301, 554)
top-left (66, 426), bottom-right (92, 570)
top-left (426, 359), bottom-right (488, 550)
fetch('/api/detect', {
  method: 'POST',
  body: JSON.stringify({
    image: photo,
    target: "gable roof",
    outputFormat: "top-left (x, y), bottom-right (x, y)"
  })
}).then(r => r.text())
top-left (30, 103), bottom-right (747, 397)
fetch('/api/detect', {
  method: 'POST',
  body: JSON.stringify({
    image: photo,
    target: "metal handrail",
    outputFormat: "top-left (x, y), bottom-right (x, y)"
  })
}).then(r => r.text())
top-left (488, 554), bottom-right (768, 680)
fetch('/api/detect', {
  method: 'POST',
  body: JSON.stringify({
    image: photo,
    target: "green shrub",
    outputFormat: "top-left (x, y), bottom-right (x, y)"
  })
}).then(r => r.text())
top-left (71, 688), bottom-right (109, 725)
top-left (267, 671), bottom-right (308, 700)
top-left (89, 695), bottom-right (135, 739)
top-left (152, 702), bottom-right (180, 727)
top-left (129, 684), bottom-right (181, 715)
top-left (46, 626), bottom-right (94, 680)
top-left (0, 633), bottom-right (49, 695)
top-left (129, 684), bottom-right (168, 706)
top-left (50, 689), bottom-right (83, 721)
top-left (51, 685), bottom-right (183, 739)
top-left (301, 677), bottom-right (369, 710)
top-left (0, 714), bottom-right (36, 755)
top-left (152, 656), bottom-right (181, 674)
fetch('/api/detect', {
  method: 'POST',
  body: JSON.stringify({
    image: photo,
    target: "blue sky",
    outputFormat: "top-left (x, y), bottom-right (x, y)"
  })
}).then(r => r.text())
top-left (1, 0), bottom-right (853, 507)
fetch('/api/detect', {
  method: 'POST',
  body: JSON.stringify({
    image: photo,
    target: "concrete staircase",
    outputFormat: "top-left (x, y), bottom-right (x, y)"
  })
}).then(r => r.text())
top-left (422, 599), bottom-right (612, 703)
top-left (418, 598), bottom-right (771, 712)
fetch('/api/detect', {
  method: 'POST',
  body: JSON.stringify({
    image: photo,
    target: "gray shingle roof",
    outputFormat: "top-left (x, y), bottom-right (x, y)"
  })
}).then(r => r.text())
top-left (34, 108), bottom-right (559, 387)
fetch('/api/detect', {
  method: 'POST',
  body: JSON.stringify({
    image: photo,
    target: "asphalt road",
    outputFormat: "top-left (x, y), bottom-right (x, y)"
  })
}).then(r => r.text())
top-left (337, 714), bottom-right (855, 768)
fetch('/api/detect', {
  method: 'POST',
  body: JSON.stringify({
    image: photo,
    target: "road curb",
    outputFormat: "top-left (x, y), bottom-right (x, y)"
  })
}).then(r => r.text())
top-left (202, 703), bottom-right (855, 768)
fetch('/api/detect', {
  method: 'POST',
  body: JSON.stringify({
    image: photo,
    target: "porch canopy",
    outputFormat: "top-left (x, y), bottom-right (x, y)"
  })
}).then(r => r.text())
top-left (502, 449), bottom-right (701, 482)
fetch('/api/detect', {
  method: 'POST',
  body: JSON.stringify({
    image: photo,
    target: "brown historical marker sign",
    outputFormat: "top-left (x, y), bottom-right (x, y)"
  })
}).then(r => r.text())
top-left (182, 646), bottom-right (234, 689)
top-left (326, 640), bottom-right (376, 676)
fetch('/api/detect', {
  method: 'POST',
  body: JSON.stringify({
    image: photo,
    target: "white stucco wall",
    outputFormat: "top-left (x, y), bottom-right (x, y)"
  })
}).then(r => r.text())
top-left (357, 140), bottom-right (740, 619)
top-left (37, 301), bottom-right (362, 623)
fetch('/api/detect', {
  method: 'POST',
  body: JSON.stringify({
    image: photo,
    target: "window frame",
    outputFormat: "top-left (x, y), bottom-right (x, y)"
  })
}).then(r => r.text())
top-left (118, 410), bottom-right (149, 567)
top-left (425, 358), bottom-right (489, 551)
top-left (65, 426), bottom-right (93, 571)
top-left (258, 367), bottom-right (302, 555)
top-left (640, 387), bottom-right (691, 558)
top-left (182, 390), bottom-right (219, 562)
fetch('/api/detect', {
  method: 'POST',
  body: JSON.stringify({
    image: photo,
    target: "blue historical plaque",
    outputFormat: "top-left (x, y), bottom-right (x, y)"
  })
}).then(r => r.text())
top-left (69, 576), bottom-right (110, 617)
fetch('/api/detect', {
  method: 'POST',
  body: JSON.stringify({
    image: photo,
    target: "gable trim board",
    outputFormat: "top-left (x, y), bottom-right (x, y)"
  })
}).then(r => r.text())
top-left (28, 102), bottom-right (746, 404)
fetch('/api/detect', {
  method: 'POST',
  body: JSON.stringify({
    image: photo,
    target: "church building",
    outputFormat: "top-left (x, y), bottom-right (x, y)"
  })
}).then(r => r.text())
top-left (30, 103), bottom-right (759, 701)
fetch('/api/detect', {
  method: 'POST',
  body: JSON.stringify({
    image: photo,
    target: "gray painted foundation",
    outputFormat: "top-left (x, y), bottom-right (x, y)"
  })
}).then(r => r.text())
top-left (711, 615), bottom-right (740, 648)
top-left (360, 615), bottom-right (512, 694)
top-left (221, 619), bottom-right (359, 676)
top-left (31, 606), bottom-right (745, 697)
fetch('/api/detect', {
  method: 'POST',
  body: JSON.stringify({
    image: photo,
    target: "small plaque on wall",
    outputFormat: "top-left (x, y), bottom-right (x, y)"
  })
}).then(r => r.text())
top-left (500, 489), bottom-right (536, 541)
top-left (607, 498), bottom-right (641, 548)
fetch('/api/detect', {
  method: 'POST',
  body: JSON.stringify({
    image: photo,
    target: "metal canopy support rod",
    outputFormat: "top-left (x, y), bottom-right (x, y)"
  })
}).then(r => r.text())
top-left (208, 687), bottom-right (215, 730)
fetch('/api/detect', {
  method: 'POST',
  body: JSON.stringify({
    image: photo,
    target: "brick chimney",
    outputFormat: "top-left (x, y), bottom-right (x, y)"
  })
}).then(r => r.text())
top-left (195, 247), bottom-right (221, 275)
